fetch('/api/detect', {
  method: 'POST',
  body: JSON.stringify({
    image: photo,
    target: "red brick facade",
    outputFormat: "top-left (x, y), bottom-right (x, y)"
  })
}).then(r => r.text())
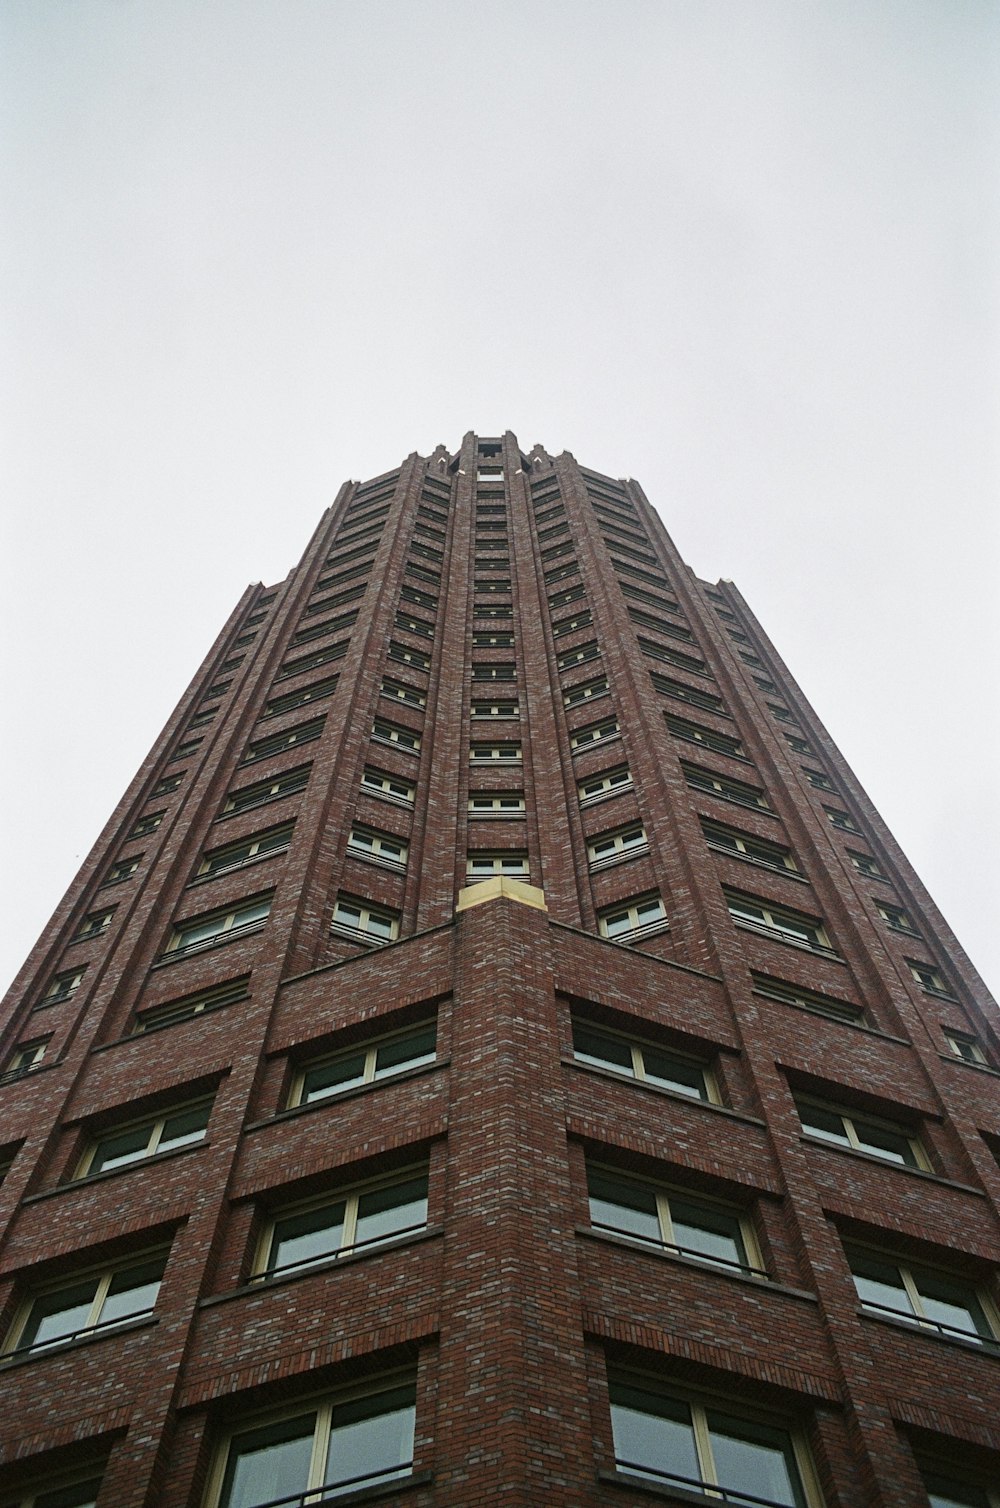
top-left (0, 432), bottom-right (997, 1507)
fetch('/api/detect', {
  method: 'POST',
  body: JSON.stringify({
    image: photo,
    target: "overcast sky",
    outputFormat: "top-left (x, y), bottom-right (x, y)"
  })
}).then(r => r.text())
top-left (2, 0), bottom-right (998, 1004)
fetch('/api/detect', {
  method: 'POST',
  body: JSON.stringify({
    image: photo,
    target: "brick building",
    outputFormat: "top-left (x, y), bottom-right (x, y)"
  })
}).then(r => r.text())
top-left (0, 431), bottom-right (998, 1508)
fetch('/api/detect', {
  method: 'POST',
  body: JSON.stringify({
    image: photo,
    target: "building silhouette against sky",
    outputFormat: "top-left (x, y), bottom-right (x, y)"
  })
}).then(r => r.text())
top-left (0, 432), bottom-right (997, 1508)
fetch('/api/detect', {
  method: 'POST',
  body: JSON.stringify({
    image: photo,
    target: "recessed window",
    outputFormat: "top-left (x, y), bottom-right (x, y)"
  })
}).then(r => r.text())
top-left (570, 717), bottom-right (619, 750)
top-left (4, 1251), bottom-right (167, 1356)
top-left (796, 1096), bottom-right (928, 1169)
top-left (197, 824), bottom-right (293, 879)
top-left (665, 715), bottom-right (746, 760)
top-left (824, 805), bottom-right (861, 833)
top-left (607, 1373), bottom-right (819, 1506)
top-left (41, 968), bottom-right (86, 1005)
top-left (802, 768), bottom-right (834, 791)
top-left (472, 663), bottom-right (516, 681)
top-left (101, 856), bottom-right (142, 887)
top-left (468, 793), bottom-right (526, 815)
top-left (241, 717), bottom-right (325, 764)
top-left (907, 959), bottom-right (956, 999)
top-left (394, 612), bottom-right (434, 639)
top-left (944, 1031), bottom-right (988, 1066)
top-left (578, 766), bottom-right (632, 804)
top-left (750, 973), bottom-right (865, 1026)
top-left (571, 1019), bottom-right (716, 1102)
top-left (588, 1164), bottom-right (764, 1276)
top-left (473, 631), bottom-right (514, 647)
top-left (2, 1040), bottom-right (48, 1081)
top-left (290, 1022), bottom-right (437, 1108)
top-left (208, 1377), bottom-right (416, 1508)
top-left (166, 896), bottom-right (271, 956)
top-left (152, 772), bottom-right (184, 796)
top-left (725, 891), bottom-right (834, 954)
top-left (373, 719), bottom-right (421, 752)
top-left (587, 824), bottom-right (649, 868)
top-left (919, 1463), bottom-right (1000, 1507)
top-left (347, 826), bottom-right (408, 870)
top-left (470, 742), bottom-right (521, 762)
top-left (331, 897), bottom-right (399, 944)
top-left (846, 1245), bottom-right (998, 1349)
top-left (876, 901), bottom-right (920, 936)
top-left (72, 907), bottom-right (115, 942)
top-left (552, 612), bottom-right (592, 637)
top-left (129, 810), bottom-right (165, 838)
top-left (682, 763), bottom-right (769, 811)
top-left (380, 677), bottom-right (425, 708)
top-left (466, 851), bottom-right (529, 879)
top-left (558, 641), bottom-right (601, 670)
top-left (702, 819), bottom-right (799, 875)
top-left (361, 768), bottom-right (415, 805)
top-left (598, 895), bottom-right (667, 942)
top-left (255, 1168), bottom-right (428, 1281)
top-left (263, 675), bottom-right (339, 718)
top-left (76, 1098), bottom-right (212, 1179)
top-left (477, 467), bottom-right (503, 481)
top-left (6, 1472), bottom-right (104, 1507)
top-left (564, 677), bottom-right (609, 707)
top-left (132, 977), bottom-right (250, 1033)
top-left (387, 642), bottom-right (430, 672)
top-left (847, 850), bottom-right (884, 879)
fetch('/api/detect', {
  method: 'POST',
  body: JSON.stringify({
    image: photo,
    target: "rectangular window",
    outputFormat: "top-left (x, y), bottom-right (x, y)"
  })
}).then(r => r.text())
top-left (642, 643), bottom-right (710, 679)
top-left (241, 716), bottom-right (325, 765)
top-left (372, 719), bottom-right (421, 753)
top-left (650, 673), bottom-right (724, 713)
top-left (588, 1165), bottom-right (763, 1276)
top-left (876, 901), bottom-right (920, 936)
top-left (256, 1169), bottom-right (428, 1280)
top-left (72, 907), bottom-right (115, 942)
top-left (907, 959), bottom-right (955, 999)
top-left (132, 977), bottom-right (249, 1033)
top-left (361, 768), bottom-right (415, 805)
top-left (101, 856), bottom-right (142, 887)
top-left (6, 1473), bottom-right (104, 1507)
top-left (331, 897), bottom-right (399, 944)
top-left (848, 850), bottom-right (884, 879)
top-left (76, 1098), bottom-right (212, 1179)
top-left (563, 677), bottom-right (609, 707)
top-left (387, 641), bottom-right (430, 672)
top-left (802, 768), bottom-right (834, 791)
top-left (608, 1373), bottom-right (817, 1506)
top-left (846, 1246), bottom-right (998, 1348)
top-left (471, 700), bottom-right (519, 719)
top-left (470, 742), bottom-right (521, 762)
top-left (41, 968), bottom-right (86, 1005)
top-left (291, 1022), bottom-right (437, 1108)
top-left (152, 773), bottom-right (184, 796)
top-left (294, 610), bottom-right (359, 645)
top-left (400, 584), bottom-right (437, 610)
top-left (784, 733), bottom-right (813, 755)
top-left (702, 820), bottom-right (799, 876)
top-left (472, 663), bottom-right (516, 681)
top-left (750, 973), bottom-right (865, 1026)
top-left (4, 1251), bottom-right (167, 1356)
top-left (598, 895), bottom-right (667, 942)
top-left (129, 811), bottom-right (164, 838)
top-left (277, 642), bottom-right (349, 680)
top-left (796, 1096), bottom-right (927, 1169)
top-left (572, 1019), bottom-right (715, 1101)
top-left (262, 675), bottom-right (338, 718)
top-left (552, 612), bottom-right (592, 637)
top-left (394, 612), bottom-right (434, 639)
top-left (587, 824), bottom-right (649, 868)
top-left (224, 765), bottom-right (310, 814)
top-left (468, 793), bottom-right (526, 815)
top-left (473, 631), bottom-right (514, 647)
top-left (665, 715), bottom-right (746, 760)
top-left (578, 766), bottom-right (632, 803)
top-left (824, 805), bottom-right (861, 833)
top-left (347, 826), bottom-right (408, 870)
top-left (682, 763), bottom-right (769, 811)
top-left (466, 851), bottom-right (529, 879)
top-left (208, 1378), bottom-right (416, 1507)
top-left (380, 677), bottom-right (425, 708)
top-left (549, 584), bottom-right (586, 608)
top-left (725, 890), bottom-right (835, 954)
top-left (944, 1031), bottom-right (987, 1065)
top-left (166, 896), bottom-right (271, 955)
top-left (919, 1466), bottom-right (1000, 1507)
top-left (570, 717), bottom-right (620, 750)
top-left (2, 1040), bottom-right (48, 1081)
top-left (557, 641), bottom-right (601, 670)
top-left (197, 824), bottom-right (293, 880)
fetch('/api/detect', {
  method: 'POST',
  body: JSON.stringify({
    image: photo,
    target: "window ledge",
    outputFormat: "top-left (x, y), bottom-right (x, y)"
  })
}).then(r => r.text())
top-left (345, 851), bottom-right (408, 875)
top-left (187, 848), bottom-right (290, 886)
top-left (799, 1134), bottom-right (984, 1196)
top-left (938, 1052), bottom-right (1000, 1078)
top-left (22, 1139), bottom-right (207, 1204)
top-left (598, 1466), bottom-right (718, 1502)
top-left (857, 1306), bottom-right (1000, 1357)
top-left (562, 1055), bottom-right (764, 1129)
top-left (199, 1224), bottom-right (444, 1309)
top-left (579, 786), bottom-right (634, 809)
top-left (588, 847), bottom-right (651, 873)
top-left (152, 922), bottom-right (268, 966)
top-left (731, 918), bottom-right (842, 961)
top-left (244, 1058), bottom-right (448, 1132)
top-left (572, 734), bottom-right (622, 756)
top-left (0, 1313), bottom-right (158, 1371)
top-left (577, 1226), bottom-right (816, 1303)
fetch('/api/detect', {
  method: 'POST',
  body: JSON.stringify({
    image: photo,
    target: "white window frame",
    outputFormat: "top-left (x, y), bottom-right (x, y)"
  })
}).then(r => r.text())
top-left (570, 718), bottom-right (620, 750)
top-left (347, 826), bottom-right (408, 870)
top-left (907, 959), bottom-right (955, 998)
top-left (683, 764), bottom-right (769, 810)
top-left (471, 700), bottom-right (519, 719)
top-left (598, 895), bottom-right (667, 942)
top-left (132, 977), bottom-right (249, 1033)
top-left (43, 968), bottom-right (86, 1003)
top-left (466, 851), bottom-right (530, 880)
top-left (725, 892), bottom-right (834, 954)
top-left (468, 793), bottom-right (526, 816)
top-left (587, 824), bottom-right (649, 869)
top-left (470, 743), bottom-right (522, 763)
top-left (75, 1097), bottom-right (213, 1179)
top-left (571, 1019), bottom-right (718, 1103)
top-left (380, 677), bottom-right (425, 708)
top-left (372, 719), bottom-right (421, 753)
top-left (944, 1032), bottom-right (987, 1066)
top-left (197, 824), bottom-right (293, 879)
top-left (166, 896), bottom-right (272, 955)
top-left (564, 677), bottom-right (609, 707)
top-left (361, 768), bottom-right (415, 805)
top-left (289, 1021), bottom-right (437, 1109)
top-left (578, 767), bottom-right (632, 805)
top-left (876, 901), bottom-right (920, 936)
top-left (332, 898), bottom-right (399, 944)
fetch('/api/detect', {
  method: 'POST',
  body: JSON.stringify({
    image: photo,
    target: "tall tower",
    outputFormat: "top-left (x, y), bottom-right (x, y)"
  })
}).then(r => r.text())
top-left (1, 433), bottom-right (997, 1508)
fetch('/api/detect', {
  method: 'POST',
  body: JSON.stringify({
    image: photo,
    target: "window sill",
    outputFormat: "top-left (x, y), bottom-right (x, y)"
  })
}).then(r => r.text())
top-left (572, 734), bottom-right (623, 756)
top-left (857, 1306), bottom-right (999, 1357)
top-left (200, 1225), bottom-right (444, 1309)
top-left (588, 846), bottom-right (651, 873)
top-left (345, 851), bottom-right (408, 875)
top-left (577, 1226), bottom-right (816, 1302)
top-left (152, 922), bottom-right (267, 966)
top-left (23, 1139), bottom-right (207, 1204)
top-left (579, 786), bottom-right (634, 809)
top-left (938, 1052), bottom-right (1000, 1077)
top-left (0, 1313), bottom-right (158, 1371)
top-left (799, 1134), bottom-right (984, 1196)
top-left (303, 1471), bottom-right (434, 1506)
top-left (244, 1058), bottom-right (448, 1132)
top-left (600, 921), bottom-right (669, 947)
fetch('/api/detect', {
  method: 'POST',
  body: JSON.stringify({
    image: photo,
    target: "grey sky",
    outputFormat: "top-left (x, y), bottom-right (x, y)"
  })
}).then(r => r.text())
top-left (2, 0), bottom-right (998, 1002)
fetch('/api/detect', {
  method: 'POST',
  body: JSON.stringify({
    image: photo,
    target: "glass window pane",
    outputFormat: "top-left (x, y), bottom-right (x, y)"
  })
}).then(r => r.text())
top-left (19, 1281), bottom-right (98, 1350)
top-left (640, 1049), bottom-right (706, 1099)
top-left (670, 1199), bottom-right (746, 1270)
top-left (324, 1385), bottom-right (416, 1494)
top-left (706, 1411), bottom-right (805, 1508)
top-left (89, 1124), bottom-right (154, 1173)
top-left (37, 1483), bottom-right (103, 1508)
top-left (850, 1255), bottom-right (913, 1319)
top-left (353, 1177), bottom-right (428, 1250)
top-left (587, 1171), bottom-right (661, 1244)
top-left (852, 1118), bottom-right (915, 1166)
top-left (270, 1202), bottom-right (346, 1274)
top-left (572, 1025), bottom-right (633, 1073)
top-left (158, 1103), bottom-right (211, 1152)
top-left (609, 1385), bottom-right (699, 1489)
top-left (798, 1104), bottom-right (851, 1147)
top-left (365, 911), bottom-right (394, 938)
top-left (914, 1273), bottom-right (991, 1342)
top-left (221, 1414), bottom-right (315, 1508)
top-left (98, 1258), bottom-right (165, 1326)
top-left (923, 1474), bottom-right (992, 1508)
top-left (374, 1028), bottom-right (436, 1076)
top-left (301, 1052), bottom-right (368, 1102)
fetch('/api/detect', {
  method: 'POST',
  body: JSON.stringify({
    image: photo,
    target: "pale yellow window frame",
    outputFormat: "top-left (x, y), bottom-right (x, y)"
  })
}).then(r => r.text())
top-left (253, 1163), bottom-right (428, 1280)
top-left (288, 1022), bottom-right (436, 1110)
top-left (796, 1095), bottom-right (930, 1171)
top-left (588, 1161), bottom-right (764, 1275)
top-left (3, 1245), bottom-right (168, 1357)
top-left (572, 1020), bottom-right (720, 1105)
top-left (74, 1096), bottom-right (213, 1179)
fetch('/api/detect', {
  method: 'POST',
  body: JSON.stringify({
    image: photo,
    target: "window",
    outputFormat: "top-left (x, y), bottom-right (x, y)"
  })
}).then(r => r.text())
top-left (944, 1031), bottom-right (988, 1066)
top-left (549, 584), bottom-right (586, 608)
top-left (72, 908), bottom-right (115, 942)
top-left (907, 959), bottom-right (956, 999)
top-left (224, 765), bottom-right (310, 814)
top-left (472, 663), bottom-right (516, 681)
top-left (570, 717), bottom-right (619, 750)
top-left (347, 827), bottom-right (408, 869)
top-left (847, 850), bottom-right (884, 879)
top-left (578, 766), bottom-right (632, 803)
top-left (468, 792), bottom-right (526, 815)
top-left (41, 968), bottom-right (86, 1005)
top-left (608, 1374), bottom-right (818, 1507)
top-left (802, 768), bottom-right (834, 791)
top-left (478, 467), bottom-right (503, 481)
top-left (152, 772), bottom-right (184, 796)
top-left (380, 677), bottom-right (425, 708)
top-left (394, 612), bottom-right (434, 639)
top-left (331, 898), bottom-right (399, 944)
top-left (255, 1169), bottom-right (428, 1280)
top-left (796, 1096), bottom-right (927, 1169)
top-left (588, 1165), bottom-right (763, 1276)
top-left (372, 719), bottom-right (420, 753)
top-left (473, 631), bottom-right (514, 647)
top-left (262, 675), bottom-right (338, 718)
top-left (101, 856), bottom-right (141, 886)
top-left (167, 738), bottom-right (202, 762)
top-left (471, 700), bottom-right (519, 719)
top-left (5, 1473), bottom-right (104, 1507)
top-left (552, 612), bottom-right (592, 637)
top-left (702, 820), bottom-right (799, 875)
top-left (558, 641), bottom-right (600, 670)
top-left (128, 811), bottom-right (164, 838)
top-left (824, 805), bottom-right (861, 833)
top-left (132, 977), bottom-right (249, 1033)
top-left (564, 677), bottom-right (609, 707)
top-left (207, 1377), bottom-right (416, 1508)
top-left (290, 1022), bottom-right (436, 1108)
top-left (2, 1040), bottom-right (47, 1081)
top-left (166, 895), bottom-right (271, 955)
top-left (846, 1246), bottom-right (998, 1348)
top-left (197, 824), bottom-right (293, 879)
top-left (466, 851), bottom-right (529, 879)
top-left (650, 673), bottom-right (723, 713)
top-left (876, 900), bottom-right (920, 936)
top-left (361, 768), bottom-right (414, 805)
top-left (725, 891), bottom-right (835, 954)
top-left (76, 1098), bottom-right (212, 1179)
top-left (783, 733), bottom-right (813, 755)
top-left (470, 742), bottom-right (521, 762)
top-left (571, 1019), bottom-right (716, 1101)
top-left (683, 763), bottom-right (769, 811)
top-left (387, 642), bottom-right (430, 672)
top-left (587, 824), bottom-right (649, 868)
top-left (598, 895), bottom-right (667, 942)
top-left (665, 714), bottom-right (746, 760)
top-left (241, 717), bottom-right (325, 764)
top-left (4, 1251), bottom-right (166, 1356)
top-left (750, 973), bottom-right (865, 1026)
top-left (919, 1464), bottom-right (1000, 1507)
